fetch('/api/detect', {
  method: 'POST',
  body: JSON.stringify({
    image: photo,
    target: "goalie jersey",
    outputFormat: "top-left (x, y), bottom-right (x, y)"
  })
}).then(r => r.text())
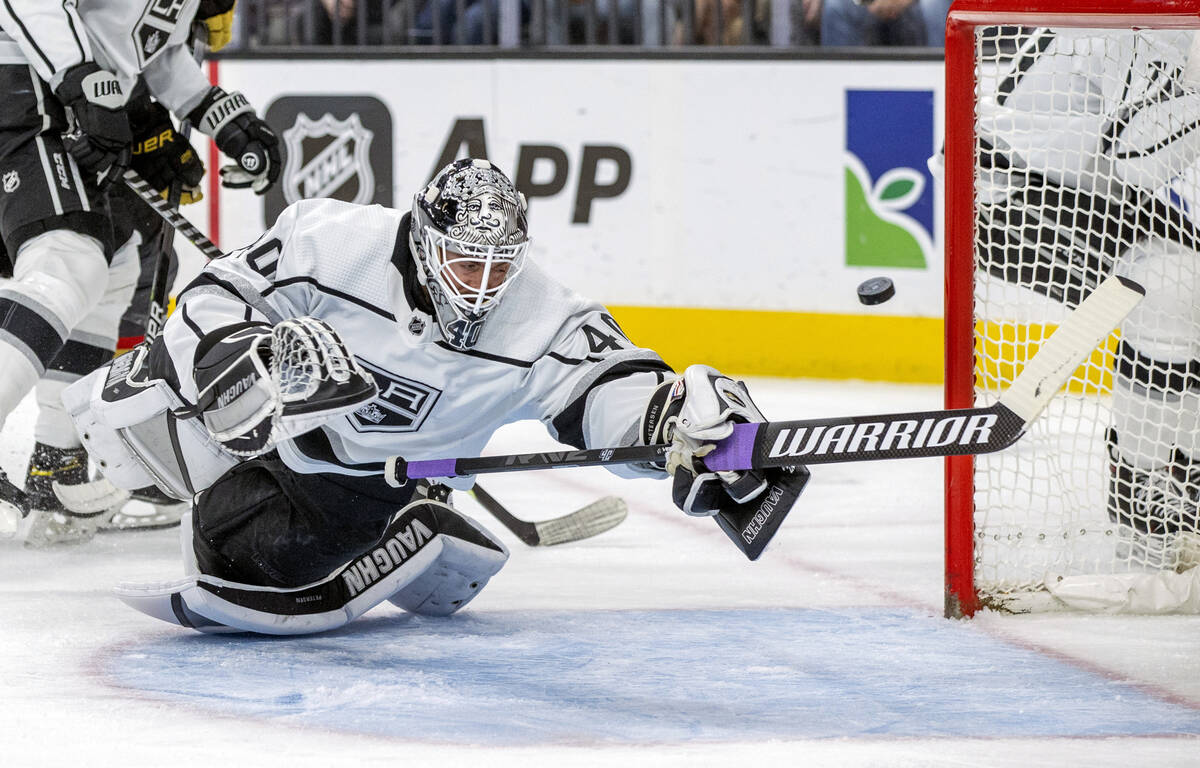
top-left (0, 0), bottom-right (211, 115)
top-left (158, 198), bottom-right (674, 489)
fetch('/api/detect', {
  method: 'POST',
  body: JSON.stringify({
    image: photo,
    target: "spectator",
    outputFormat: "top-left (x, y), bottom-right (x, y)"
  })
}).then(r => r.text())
top-left (415, 0), bottom-right (531, 44)
top-left (921, 0), bottom-right (951, 46)
top-left (674, 0), bottom-right (768, 46)
top-left (817, 0), bottom-right (926, 47)
top-left (538, 0), bottom-right (662, 46)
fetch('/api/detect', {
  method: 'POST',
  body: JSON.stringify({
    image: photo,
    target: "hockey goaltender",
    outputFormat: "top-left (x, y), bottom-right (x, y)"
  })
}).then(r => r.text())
top-left (57, 158), bottom-right (808, 635)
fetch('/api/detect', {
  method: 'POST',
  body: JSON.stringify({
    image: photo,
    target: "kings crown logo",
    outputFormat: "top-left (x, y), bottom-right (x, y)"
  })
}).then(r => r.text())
top-left (348, 359), bottom-right (441, 434)
top-left (133, 0), bottom-right (187, 68)
top-left (844, 89), bottom-right (936, 270)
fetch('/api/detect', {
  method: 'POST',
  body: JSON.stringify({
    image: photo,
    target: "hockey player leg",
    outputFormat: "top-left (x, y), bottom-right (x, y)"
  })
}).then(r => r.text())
top-left (0, 230), bottom-right (109, 537)
top-left (1108, 240), bottom-right (1200, 569)
top-left (0, 230), bottom-right (109, 420)
top-left (22, 237), bottom-right (140, 546)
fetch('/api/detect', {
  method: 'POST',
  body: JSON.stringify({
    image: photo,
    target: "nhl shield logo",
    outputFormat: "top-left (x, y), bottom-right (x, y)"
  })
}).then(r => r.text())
top-left (2, 170), bottom-right (18, 193)
top-left (282, 113), bottom-right (375, 206)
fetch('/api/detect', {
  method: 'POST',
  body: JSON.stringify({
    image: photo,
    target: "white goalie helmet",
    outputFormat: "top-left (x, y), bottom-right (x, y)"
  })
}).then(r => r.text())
top-left (410, 158), bottom-right (530, 350)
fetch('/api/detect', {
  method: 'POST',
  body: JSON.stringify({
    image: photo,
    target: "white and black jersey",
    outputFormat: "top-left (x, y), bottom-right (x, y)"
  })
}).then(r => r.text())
top-left (159, 198), bottom-right (674, 489)
top-left (981, 29), bottom-right (1200, 194)
top-left (0, 0), bottom-right (210, 115)
top-left (975, 28), bottom-right (1200, 305)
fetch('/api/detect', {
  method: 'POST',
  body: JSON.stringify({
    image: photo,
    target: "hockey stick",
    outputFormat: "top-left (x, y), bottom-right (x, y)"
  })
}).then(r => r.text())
top-left (122, 169), bottom-right (223, 260)
top-left (385, 274), bottom-right (1145, 486)
top-left (469, 484), bottom-right (628, 546)
top-left (141, 30), bottom-right (211, 344)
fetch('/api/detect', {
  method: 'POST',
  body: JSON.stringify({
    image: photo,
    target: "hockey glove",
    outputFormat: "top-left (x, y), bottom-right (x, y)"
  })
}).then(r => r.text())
top-left (642, 365), bottom-right (770, 517)
top-left (54, 63), bottom-right (132, 190)
top-left (194, 317), bottom-right (377, 457)
top-left (188, 87), bottom-right (280, 195)
top-left (197, 0), bottom-right (238, 51)
top-left (129, 102), bottom-right (205, 205)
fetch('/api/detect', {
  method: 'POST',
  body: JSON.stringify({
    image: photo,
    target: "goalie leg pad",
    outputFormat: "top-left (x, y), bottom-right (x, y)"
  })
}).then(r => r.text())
top-left (63, 349), bottom-right (239, 499)
top-left (119, 500), bottom-right (507, 635)
top-left (387, 503), bottom-right (509, 617)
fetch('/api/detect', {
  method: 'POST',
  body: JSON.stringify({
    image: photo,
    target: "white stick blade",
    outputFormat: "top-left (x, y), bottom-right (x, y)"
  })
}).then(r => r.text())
top-left (53, 477), bottom-right (132, 515)
top-left (998, 275), bottom-right (1144, 424)
top-left (534, 497), bottom-right (628, 546)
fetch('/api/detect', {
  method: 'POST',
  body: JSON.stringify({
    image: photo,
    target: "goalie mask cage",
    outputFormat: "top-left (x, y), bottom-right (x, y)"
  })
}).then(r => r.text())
top-left (945, 0), bottom-right (1200, 616)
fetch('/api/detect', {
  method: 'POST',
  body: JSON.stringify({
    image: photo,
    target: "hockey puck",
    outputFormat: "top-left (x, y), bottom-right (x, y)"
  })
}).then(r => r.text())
top-left (856, 277), bottom-right (895, 306)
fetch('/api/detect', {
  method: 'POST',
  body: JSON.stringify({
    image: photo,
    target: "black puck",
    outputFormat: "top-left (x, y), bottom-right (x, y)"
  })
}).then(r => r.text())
top-left (856, 277), bottom-right (895, 306)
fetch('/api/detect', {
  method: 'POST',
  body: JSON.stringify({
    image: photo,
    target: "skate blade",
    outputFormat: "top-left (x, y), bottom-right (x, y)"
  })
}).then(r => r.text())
top-left (0, 500), bottom-right (20, 539)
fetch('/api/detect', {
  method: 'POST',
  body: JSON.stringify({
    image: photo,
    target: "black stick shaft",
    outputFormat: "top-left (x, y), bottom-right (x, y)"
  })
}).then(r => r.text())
top-left (468, 485), bottom-right (539, 545)
top-left (123, 170), bottom-right (224, 261)
top-left (383, 404), bottom-right (1025, 485)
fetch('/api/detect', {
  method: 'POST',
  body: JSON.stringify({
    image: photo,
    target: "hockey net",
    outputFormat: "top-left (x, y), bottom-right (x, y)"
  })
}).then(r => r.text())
top-left (944, 1), bottom-right (1200, 615)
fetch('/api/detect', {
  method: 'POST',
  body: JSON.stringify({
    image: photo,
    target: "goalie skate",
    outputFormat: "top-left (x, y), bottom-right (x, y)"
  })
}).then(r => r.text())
top-left (100, 487), bottom-right (188, 533)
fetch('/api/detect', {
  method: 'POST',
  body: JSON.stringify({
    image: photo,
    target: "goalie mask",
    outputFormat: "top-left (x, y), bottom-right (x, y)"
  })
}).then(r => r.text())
top-left (410, 158), bottom-right (530, 350)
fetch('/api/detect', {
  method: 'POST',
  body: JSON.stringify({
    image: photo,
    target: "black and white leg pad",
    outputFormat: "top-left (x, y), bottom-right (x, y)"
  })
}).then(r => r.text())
top-left (62, 347), bottom-right (239, 501)
top-left (387, 504), bottom-right (509, 616)
top-left (115, 500), bottom-right (508, 635)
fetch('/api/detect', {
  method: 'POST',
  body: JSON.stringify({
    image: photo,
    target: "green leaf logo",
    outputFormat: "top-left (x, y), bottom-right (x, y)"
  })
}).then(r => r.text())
top-left (845, 154), bottom-right (930, 269)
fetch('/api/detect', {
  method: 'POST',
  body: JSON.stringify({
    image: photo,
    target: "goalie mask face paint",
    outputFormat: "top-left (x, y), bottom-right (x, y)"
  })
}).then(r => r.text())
top-left (410, 158), bottom-right (530, 350)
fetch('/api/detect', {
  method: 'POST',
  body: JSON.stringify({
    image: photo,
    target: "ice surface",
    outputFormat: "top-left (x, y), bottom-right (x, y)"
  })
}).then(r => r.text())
top-left (2, 379), bottom-right (1198, 767)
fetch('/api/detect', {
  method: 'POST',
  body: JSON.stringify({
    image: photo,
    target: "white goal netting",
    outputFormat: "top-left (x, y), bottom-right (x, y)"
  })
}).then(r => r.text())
top-left (968, 24), bottom-right (1200, 611)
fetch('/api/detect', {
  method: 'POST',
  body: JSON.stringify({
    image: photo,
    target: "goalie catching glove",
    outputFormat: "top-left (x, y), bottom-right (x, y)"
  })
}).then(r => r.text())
top-left (643, 364), bottom-right (772, 516)
top-left (193, 317), bottom-right (377, 457)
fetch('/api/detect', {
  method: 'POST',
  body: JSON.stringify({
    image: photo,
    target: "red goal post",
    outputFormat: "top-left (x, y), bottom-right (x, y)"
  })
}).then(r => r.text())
top-left (944, 0), bottom-right (1200, 617)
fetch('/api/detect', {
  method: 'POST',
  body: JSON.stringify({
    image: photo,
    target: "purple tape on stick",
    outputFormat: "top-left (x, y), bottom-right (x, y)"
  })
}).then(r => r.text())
top-left (702, 422), bottom-right (760, 471)
top-left (405, 459), bottom-right (459, 480)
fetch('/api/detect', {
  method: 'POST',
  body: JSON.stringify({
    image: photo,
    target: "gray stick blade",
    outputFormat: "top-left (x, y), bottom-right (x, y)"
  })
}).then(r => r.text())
top-left (533, 496), bottom-right (628, 546)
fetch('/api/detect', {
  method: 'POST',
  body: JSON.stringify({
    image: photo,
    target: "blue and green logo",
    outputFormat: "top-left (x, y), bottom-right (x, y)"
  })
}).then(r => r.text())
top-left (844, 90), bottom-right (935, 269)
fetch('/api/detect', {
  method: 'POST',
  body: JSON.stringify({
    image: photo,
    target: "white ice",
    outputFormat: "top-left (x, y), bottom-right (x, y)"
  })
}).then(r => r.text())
top-left (2, 378), bottom-right (1198, 767)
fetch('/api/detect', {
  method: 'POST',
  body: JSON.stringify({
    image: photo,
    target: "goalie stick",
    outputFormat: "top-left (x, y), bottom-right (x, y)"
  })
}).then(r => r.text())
top-left (384, 274), bottom-right (1145, 485)
top-left (468, 483), bottom-right (627, 547)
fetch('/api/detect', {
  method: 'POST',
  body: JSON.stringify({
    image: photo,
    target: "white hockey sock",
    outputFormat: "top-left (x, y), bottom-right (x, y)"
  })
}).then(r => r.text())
top-left (34, 378), bottom-right (81, 449)
top-left (0, 344), bottom-right (40, 430)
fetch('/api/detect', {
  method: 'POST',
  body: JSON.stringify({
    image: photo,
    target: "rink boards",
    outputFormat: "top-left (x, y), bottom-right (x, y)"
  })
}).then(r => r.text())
top-left (180, 56), bottom-right (947, 382)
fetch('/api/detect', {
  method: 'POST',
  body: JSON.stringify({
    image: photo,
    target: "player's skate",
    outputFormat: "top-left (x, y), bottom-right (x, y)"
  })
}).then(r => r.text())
top-left (1108, 431), bottom-right (1200, 572)
top-left (0, 468), bottom-right (28, 539)
top-left (21, 443), bottom-right (105, 547)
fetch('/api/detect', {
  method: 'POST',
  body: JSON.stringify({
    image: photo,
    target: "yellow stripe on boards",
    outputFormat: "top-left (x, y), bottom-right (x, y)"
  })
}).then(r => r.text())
top-left (974, 320), bottom-right (1119, 395)
top-left (606, 306), bottom-right (944, 383)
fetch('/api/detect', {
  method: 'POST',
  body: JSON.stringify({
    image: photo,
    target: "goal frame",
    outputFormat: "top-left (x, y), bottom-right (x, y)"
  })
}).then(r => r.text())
top-left (943, 0), bottom-right (1200, 618)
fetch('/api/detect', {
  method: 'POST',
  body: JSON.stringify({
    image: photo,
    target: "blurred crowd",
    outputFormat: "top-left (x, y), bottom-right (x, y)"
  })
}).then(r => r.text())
top-left (234, 0), bottom-right (954, 47)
